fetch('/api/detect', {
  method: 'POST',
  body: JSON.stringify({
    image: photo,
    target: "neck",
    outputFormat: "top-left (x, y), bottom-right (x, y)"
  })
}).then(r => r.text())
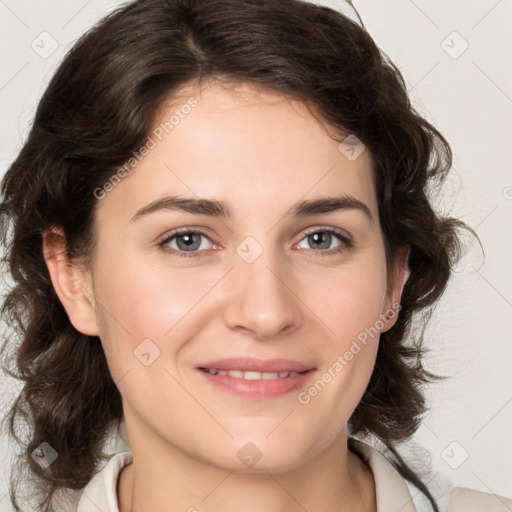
top-left (118, 425), bottom-right (375, 512)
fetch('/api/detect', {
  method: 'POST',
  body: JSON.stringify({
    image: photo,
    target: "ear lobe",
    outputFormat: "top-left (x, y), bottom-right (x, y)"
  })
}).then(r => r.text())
top-left (42, 227), bottom-right (99, 336)
top-left (381, 247), bottom-right (410, 332)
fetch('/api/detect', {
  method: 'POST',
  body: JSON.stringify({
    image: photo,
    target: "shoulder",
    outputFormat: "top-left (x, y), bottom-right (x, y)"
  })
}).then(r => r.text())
top-left (76, 451), bottom-right (133, 512)
top-left (349, 438), bottom-right (512, 512)
top-left (447, 487), bottom-right (512, 511)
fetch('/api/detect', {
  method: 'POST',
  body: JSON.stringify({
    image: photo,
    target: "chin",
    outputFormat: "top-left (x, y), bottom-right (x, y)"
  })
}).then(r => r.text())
top-left (194, 434), bottom-right (318, 474)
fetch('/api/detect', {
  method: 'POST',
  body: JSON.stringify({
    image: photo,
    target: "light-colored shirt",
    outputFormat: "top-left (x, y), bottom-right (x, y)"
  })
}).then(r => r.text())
top-left (75, 440), bottom-right (512, 512)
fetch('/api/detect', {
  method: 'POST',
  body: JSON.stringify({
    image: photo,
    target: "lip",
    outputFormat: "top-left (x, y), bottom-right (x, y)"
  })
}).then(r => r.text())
top-left (196, 357), bottom-right (316, 399)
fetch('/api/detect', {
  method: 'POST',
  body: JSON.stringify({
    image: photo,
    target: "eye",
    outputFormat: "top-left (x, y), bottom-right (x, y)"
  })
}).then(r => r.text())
top-left (158, 229), bottom-right (216, 258)
top-left (157, 227), bottom-right (352, 259)
top-left (294, 228), bottom-right (352, 255)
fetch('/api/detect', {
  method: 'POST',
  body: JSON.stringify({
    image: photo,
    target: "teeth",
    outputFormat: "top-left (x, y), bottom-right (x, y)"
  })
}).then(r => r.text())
top-left (244, 371), bottom-right (262, 380)
top-left (203, 369), bottom-right (302, 379)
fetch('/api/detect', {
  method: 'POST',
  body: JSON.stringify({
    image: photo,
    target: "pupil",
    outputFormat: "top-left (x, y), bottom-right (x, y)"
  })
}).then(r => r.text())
top-left (310, 232), bottom-right (330, 250)
top-left (178, 233), bottom-right (200, 251)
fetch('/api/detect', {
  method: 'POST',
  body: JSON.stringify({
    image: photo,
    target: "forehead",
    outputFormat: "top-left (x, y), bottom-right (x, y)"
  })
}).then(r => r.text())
top-left (95, 80), bottom-right (377, 225)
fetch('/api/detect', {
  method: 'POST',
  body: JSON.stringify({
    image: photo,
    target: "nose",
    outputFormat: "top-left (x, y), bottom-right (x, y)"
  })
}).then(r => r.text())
top-left (222, 247), bottom-right (302, 341)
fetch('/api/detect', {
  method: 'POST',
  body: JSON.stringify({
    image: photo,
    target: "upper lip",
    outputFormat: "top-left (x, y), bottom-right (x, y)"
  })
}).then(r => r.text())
top-left (197, 357), bottom-right (314, 373)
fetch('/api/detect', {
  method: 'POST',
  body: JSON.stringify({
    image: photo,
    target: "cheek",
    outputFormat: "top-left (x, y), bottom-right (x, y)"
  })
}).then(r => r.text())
top-left (309, 253), bottom-right (388, 340)
top-left (92, 252), bottom-right (225, 376)
top-left (297, 250), bottom-right (387, 418)
top-left (95, 254), bottom-right (215, 336)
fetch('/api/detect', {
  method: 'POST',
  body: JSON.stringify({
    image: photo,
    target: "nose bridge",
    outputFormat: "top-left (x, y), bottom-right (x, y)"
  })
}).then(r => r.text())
top-left (223, 234), bottom-right (301, 339)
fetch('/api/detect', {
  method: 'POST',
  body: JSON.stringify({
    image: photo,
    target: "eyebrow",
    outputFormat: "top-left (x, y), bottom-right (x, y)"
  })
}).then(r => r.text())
top-left (130, 194), bottom-right (374, 224)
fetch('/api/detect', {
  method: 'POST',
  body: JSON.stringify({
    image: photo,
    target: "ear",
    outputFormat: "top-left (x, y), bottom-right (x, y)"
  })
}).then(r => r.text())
top-left (380, 246), bottom-right (410, 333)
top-left (42, 227), bottom-right (99, 336)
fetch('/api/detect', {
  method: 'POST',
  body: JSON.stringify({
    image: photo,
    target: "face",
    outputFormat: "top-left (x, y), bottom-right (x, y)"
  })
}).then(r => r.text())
top-left (54, 81), bottom-right (407, 473)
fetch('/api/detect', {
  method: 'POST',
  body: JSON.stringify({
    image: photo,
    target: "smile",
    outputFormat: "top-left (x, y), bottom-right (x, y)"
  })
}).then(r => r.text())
top-left (199, 368), bottom-right (308, 379)
top-left (196, 366), bottom-right (315, 399)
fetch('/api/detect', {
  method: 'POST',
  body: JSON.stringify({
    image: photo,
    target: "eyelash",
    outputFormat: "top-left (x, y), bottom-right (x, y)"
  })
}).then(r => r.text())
top-left (157, 227), bottom-right (353, 259)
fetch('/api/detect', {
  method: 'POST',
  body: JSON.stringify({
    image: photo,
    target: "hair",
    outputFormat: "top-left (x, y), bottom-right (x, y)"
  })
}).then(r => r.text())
top-left (0, 0), bottom-right (476, 510)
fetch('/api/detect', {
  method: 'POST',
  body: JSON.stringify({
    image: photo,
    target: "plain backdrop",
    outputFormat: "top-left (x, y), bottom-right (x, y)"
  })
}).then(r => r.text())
top-left (0, 0), bottom-right (511, 509)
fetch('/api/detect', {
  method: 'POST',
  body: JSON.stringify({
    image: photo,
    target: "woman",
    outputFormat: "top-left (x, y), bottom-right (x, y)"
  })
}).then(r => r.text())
top-left (0, 0), bottom-right (510, 511)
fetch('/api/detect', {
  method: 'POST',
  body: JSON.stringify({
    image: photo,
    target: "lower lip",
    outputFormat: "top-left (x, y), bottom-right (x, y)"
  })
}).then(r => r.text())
top-left (197, 369), bottom-right (316, 399)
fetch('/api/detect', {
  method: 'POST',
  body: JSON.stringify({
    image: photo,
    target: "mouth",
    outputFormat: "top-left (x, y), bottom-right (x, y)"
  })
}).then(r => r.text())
top-left (195, 358), bottom-right (316, 399)
top-left (198, 368), bottom-right (310, 380)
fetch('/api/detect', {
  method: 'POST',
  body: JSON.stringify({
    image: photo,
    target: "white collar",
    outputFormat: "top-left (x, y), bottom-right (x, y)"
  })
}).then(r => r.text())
top-left (350, 439), bottom-right (416, 512)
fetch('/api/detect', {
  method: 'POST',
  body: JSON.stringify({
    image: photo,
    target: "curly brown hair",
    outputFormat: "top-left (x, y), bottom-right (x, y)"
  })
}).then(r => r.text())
top-left (0, 0), bottom-right (474, 510)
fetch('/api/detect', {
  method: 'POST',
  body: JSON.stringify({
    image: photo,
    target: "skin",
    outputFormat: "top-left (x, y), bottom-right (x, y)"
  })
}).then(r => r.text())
top-left (43, 80), bottom-right (409, 512)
